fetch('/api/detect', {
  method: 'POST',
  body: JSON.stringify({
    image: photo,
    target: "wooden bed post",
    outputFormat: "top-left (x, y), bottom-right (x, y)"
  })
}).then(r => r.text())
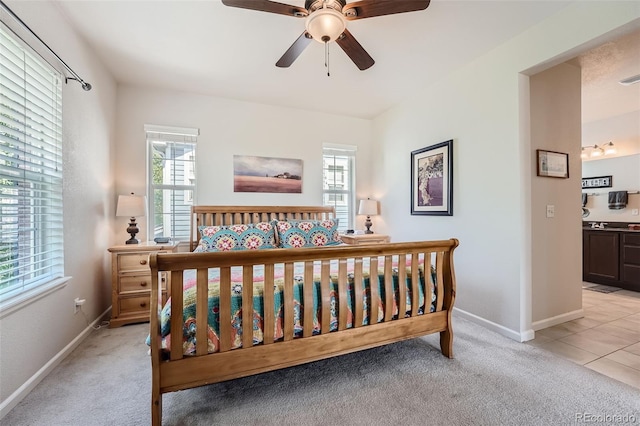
top-left (439, 238), bottom-right (459, 358)
top-left (149, 253), bottom-right (163, 426)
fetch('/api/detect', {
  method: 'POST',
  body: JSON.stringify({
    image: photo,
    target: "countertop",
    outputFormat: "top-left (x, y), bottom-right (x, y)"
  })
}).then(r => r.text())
top-left (583, 226), bottom-right (640, 233)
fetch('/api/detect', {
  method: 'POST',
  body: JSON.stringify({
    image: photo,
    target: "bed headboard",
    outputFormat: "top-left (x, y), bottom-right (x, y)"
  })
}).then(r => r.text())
top-left (190, 205), bottom-right (336, 251)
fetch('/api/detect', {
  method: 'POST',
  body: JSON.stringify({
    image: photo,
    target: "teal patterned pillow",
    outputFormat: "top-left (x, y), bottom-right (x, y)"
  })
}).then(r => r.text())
top-left (275, 219), bottom-right (341, 248)
top-left (197, 222), bottom-right (276, 252)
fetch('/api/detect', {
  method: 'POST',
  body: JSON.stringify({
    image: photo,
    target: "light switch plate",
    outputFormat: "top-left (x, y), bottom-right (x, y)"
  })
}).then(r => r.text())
top-left (546, 205), bottom-right (555, 218)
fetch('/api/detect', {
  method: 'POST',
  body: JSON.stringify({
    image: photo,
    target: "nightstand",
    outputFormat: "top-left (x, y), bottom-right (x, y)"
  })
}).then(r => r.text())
top-left (108, 242), bottom-right (179, 327)
top-left (340, 234), bottom-right (390, 245)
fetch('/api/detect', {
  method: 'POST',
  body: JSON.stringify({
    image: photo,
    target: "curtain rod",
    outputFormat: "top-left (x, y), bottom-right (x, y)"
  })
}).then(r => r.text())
top-left (0, 0), bottom-right (92, 91)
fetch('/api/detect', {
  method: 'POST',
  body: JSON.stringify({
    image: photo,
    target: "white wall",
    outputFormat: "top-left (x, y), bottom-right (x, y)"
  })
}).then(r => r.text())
top-left (530, 63), bottom-right (583, 326)
top-left (0, 0), bottom-right (117, 415)
top-left (114, 85), bottom-right (373, 242)
top-left (372, 3), bottom-right (640, 340)
top-left (582, 154), bottom-right (640, 223)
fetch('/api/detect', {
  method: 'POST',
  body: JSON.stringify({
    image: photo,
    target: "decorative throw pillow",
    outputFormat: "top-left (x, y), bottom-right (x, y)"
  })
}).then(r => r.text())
top-left (197, 222), bottom-right (276, 252)
top-left (274, 219), bottom-right (341, 248)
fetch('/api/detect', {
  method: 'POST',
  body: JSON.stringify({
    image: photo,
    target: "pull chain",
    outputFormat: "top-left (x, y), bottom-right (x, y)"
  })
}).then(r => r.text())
top-left (324, 41), bottom-right (330, 77)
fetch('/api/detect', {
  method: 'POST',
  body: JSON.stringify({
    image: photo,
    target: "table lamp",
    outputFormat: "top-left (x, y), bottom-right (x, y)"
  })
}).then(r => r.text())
top-left (116, 193), bottom-right (147, 244)
top-left (358, 198), bottom-right (378, 234)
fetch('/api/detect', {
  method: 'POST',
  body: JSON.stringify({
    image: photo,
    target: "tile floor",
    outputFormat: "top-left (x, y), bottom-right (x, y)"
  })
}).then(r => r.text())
top-left (528, 284), bottom-right (640, 390)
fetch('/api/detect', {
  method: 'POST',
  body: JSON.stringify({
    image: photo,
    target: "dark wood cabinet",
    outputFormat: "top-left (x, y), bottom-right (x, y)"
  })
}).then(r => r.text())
top-left (622, 233), bottom-right (640, 290)
top-left (583, 230), bottom-right (619, 283)
top-left (583, 229), bottom-right (640, 292)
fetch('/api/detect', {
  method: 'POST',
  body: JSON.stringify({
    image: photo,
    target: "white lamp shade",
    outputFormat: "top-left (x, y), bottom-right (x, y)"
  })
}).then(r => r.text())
top-left (358, 199), bottom-right (378, 216)
top-left (116, 194), bottom-right (147, 217)
top-left (305, 7), bottom-right (346, 43)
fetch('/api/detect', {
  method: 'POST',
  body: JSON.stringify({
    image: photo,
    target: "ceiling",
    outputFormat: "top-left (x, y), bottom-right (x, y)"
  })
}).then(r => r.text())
top-left (52, 0), bottom-right (576, 119)
top-left (576, 29), bottom-right (640, 124)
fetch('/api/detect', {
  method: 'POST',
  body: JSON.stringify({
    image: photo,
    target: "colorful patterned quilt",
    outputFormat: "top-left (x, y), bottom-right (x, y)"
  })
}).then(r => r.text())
top-left (156, 256), bottom-right (436, 355)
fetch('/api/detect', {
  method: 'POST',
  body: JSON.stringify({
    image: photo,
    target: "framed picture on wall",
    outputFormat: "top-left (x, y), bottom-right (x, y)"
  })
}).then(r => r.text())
top-left (233, 155), bottom-right (303, 193)
top-left (582, 175), bottom-right (612, 188)
top-left (536, 149), bottom-right (569, 178)
top-left (411, 140), bottom-right (453, 216)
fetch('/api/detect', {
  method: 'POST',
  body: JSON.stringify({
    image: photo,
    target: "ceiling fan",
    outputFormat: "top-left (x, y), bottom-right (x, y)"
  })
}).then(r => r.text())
top-left (221, 0), bottom-right (431, 71)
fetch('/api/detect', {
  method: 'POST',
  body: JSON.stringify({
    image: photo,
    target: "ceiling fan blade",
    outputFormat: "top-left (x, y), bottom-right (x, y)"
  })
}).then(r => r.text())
top-left (276, 32), bottom-right (313, 68)
top-left (335, 29), bottom-right (374, 70)
top-left (342, 0), bottom-right (430, 20)
top-left (221, 0), bottom-right (308, 17)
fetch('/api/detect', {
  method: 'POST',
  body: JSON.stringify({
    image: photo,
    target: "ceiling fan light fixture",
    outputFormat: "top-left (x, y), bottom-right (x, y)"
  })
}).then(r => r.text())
top-left (305, 7), bottom-right (346, 43)
top-left (619, 74), bottom-right (640, 86)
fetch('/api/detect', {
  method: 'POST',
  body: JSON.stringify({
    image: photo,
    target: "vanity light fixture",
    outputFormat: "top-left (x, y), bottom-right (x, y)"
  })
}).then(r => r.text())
top-left (603, 141), bottom-right (617, 155)
top-left (590, 145), bottom-right (604, 158)
top-left (581, 142), bottom-right (616, 160)
top-left (580, 147), bottom-right (588, 160)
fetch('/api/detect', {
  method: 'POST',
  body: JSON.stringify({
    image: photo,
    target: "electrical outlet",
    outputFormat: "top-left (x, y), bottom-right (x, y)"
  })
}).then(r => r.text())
top-left (74, 297), bottom-right (86, 314)
top-left (632, 209), bottom-right (639, 216)
top-left (546, 205), bottom-right (555, 218)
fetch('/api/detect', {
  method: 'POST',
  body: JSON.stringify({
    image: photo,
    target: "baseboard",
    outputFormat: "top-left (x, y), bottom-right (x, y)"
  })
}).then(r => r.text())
top-left (453, 307), bottom-right (534, 342)
top-left (531, 309), bottom-right (584, 332)
top-left (0, 307), bottom-right (111, 420)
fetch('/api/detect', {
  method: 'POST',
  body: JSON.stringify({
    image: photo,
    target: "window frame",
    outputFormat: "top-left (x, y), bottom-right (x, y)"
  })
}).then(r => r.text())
top-left (145, 125), bottom-right (198, 243)
top-left (322, 144), bottom-right (356, 232)
top-left (0, 22), bottom-right (67, 308)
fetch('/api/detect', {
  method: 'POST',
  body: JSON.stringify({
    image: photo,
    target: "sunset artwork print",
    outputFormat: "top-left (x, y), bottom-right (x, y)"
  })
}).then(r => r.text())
top-left (234, 155), bottom-right (303, 193)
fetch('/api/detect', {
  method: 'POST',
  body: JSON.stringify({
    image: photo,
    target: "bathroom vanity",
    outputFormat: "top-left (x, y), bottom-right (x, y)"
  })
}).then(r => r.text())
top-left (583, 222), bottom-right (640, 291)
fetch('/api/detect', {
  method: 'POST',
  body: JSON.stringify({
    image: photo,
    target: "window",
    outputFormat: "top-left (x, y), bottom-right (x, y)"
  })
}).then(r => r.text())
top-left (146, 125), bottom-right (198, 242)
top-left (0, 23), bottom-right (64, 301)
top-left (322, 144), bottom-right (356, 232)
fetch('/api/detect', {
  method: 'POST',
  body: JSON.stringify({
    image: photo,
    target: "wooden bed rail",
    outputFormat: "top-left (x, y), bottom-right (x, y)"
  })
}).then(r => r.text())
top-left (190, 205), bottom-right (336, 251)
top-left (149, 239), bottom-right (458, 426)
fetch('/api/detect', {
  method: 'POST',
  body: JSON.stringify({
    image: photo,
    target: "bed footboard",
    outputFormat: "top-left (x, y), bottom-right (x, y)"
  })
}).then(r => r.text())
top-left (149, 239), bottom-right (458, 426)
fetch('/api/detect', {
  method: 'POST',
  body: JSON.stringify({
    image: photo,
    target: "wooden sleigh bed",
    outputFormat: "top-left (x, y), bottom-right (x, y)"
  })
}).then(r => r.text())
top-left (148, 205), bottom-right (458, 425)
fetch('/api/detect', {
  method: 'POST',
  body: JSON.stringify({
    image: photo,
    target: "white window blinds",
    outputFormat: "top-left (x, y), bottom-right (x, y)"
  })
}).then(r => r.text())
top-left (0, 23), bottom-right (64, 300)
top-left (146, 125), bottom-right (198, 242)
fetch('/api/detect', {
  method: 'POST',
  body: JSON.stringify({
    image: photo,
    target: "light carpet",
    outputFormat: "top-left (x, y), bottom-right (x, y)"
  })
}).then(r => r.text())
top-left (3, 317), bottom-right (639, 426)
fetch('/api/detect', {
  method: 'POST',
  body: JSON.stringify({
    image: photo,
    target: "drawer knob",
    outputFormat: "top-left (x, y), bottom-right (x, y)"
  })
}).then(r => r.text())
top-left (140, 302), bottom-right (147, 308)
top-left (140, 281), bottom-right (147, 287)
top-left (139, 259), bottom-right (147, 265)
top-left (161, 277), bottom-right (166, 282)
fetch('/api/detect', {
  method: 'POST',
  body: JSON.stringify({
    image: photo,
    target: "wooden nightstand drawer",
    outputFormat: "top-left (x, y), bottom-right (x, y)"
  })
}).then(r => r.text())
top-left (120, 274), bottom-right (152, 292)
top-left (118, 294), bottom-right (151, 316)
top-left (120, 273), bottom-right (167, 293)
top-left (118, 252), bottom-right (152, 272)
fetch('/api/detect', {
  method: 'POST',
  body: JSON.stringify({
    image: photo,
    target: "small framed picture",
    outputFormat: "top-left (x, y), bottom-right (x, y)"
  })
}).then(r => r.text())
top-left (411, 140), bottom-right (453, 216)
top-left (582, 176), bottom-right (612, 189)
top-left (536, 149), bottom-right (569, 179)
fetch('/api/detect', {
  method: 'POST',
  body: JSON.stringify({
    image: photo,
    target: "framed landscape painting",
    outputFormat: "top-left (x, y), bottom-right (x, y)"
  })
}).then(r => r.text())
top-left (411, 140), bottom-right (453, 216)
top-left (234, 155), bottom-right (303, 193)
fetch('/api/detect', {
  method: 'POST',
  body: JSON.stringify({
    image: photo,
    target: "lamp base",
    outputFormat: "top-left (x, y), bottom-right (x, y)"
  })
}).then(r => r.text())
top-left (125, 217), bottom-right (140, 244)
top-left (364, 216), bottom-right (374, 234)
